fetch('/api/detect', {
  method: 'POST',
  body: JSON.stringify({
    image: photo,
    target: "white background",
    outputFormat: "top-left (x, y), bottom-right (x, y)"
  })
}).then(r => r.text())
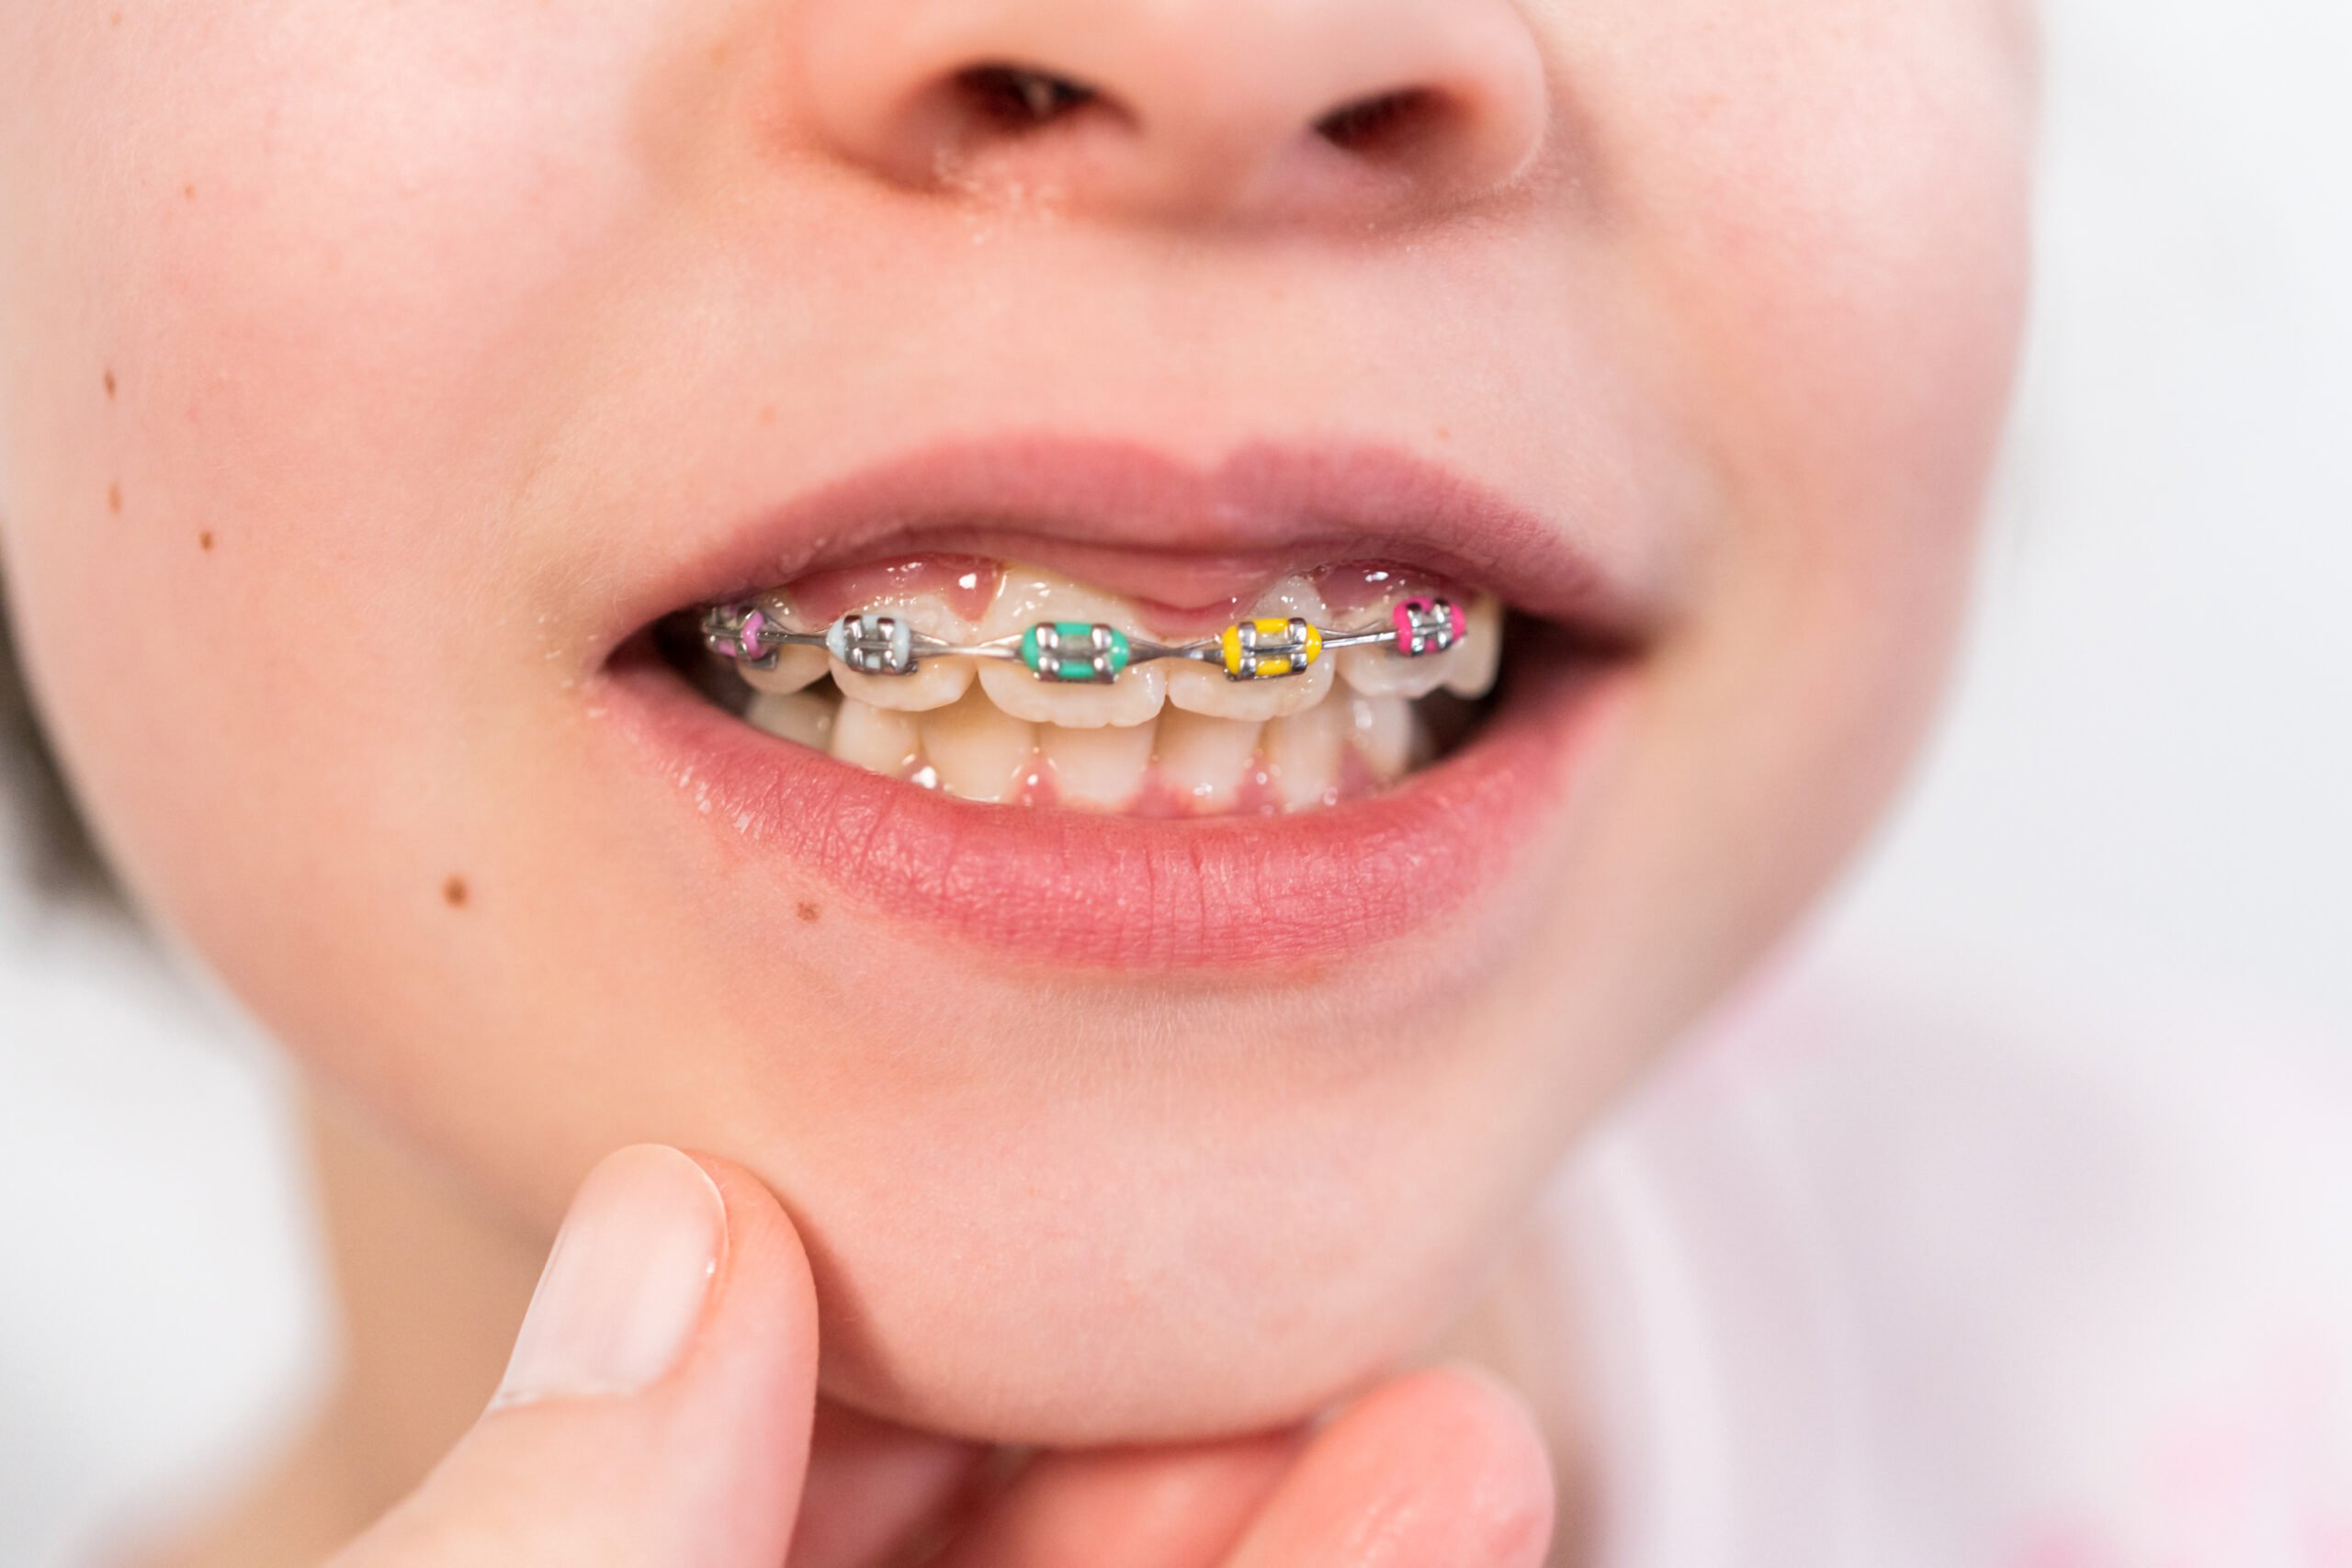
top-left (1818, 0), bottom-right (2352, 1032)
top-left (4, 0), bottom-right (2350, 1562)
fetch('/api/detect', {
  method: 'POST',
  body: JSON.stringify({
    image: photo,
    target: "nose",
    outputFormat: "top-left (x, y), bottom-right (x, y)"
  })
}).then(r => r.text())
top-left (785, 0), bottom-right (1552, 227)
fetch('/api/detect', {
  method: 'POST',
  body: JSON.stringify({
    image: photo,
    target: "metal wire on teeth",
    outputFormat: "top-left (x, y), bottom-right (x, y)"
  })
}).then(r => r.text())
top-left (701, 598), bottom-right (1468, 683)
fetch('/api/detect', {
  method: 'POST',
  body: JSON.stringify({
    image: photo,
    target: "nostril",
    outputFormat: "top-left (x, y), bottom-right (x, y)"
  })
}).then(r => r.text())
top-left (788, 2), bottom-right (1547, 219)
top-left (953, 63), bottom-right (1102, 132)
top-left (1313, 87), bottom-right (1447, 157)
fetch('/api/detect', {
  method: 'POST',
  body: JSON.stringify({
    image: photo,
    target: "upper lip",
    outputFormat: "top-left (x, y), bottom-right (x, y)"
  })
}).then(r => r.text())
top-left (597, 435), bottom-right (1651, 663)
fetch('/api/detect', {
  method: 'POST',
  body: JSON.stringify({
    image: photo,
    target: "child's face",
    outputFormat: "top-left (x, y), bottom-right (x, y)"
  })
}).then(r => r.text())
top-left (0, 2), bottom-right (2029, 1441)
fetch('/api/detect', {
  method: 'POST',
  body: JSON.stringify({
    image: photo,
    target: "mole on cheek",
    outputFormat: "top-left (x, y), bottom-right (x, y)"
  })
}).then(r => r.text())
top-left (442, 875), bottom-right (469, 909)
top-left (107, 483), bottom-right (121, 514)
top-left (796, 901), bottom-right (820, 923)
top-left (198, 531), bottom-right (215, 552)
top-left (103, 367), bottom-right (115, 399)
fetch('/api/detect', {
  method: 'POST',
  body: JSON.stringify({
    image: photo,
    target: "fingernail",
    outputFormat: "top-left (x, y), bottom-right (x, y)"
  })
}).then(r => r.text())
top-left (493, 1145), bottom-right (725, 1406)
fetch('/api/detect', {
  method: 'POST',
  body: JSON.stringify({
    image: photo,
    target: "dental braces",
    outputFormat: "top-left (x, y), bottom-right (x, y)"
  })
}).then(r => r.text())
top-left (701, 597), bottom-right (1469, 684)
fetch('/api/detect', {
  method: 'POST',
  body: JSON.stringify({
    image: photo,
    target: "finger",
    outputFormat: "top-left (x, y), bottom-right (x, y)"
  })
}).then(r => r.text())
top-left (788, 1402), bottom-right (986, 1568)
top-left (1219, 1368), bottom-right (1554, 1568)
top-left (333, 1145), bottom-right (819, 1568)
top-left (932, 1430), bottom-right (1300, 1568)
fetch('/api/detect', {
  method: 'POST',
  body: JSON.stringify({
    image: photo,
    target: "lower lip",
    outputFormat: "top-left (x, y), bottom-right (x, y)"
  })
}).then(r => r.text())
top-left (596, 649), bottom-right (1630, 970)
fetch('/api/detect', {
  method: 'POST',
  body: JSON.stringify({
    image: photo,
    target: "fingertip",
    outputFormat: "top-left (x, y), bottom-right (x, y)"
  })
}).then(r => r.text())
top-left (363, 1148), bottom-right (826, 1568)
top-left (1401, 1364), bottom-right (1557, 1562)
top-left (495, 1144), bottom-right (729, 1408)
top-left (682, 1149), bottom-right (820, 1353)
top-left (1225, 1365), bottom-right (1556, 1568)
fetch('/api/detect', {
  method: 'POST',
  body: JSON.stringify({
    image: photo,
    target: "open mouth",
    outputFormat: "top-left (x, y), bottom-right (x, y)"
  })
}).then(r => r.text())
top-left (656, 558), bottom-right (1508, 817)
top-left (595, 442), bottom-right (1645, 966)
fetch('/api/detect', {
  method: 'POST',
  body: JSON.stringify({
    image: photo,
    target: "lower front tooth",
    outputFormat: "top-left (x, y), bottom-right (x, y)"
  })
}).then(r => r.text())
top-left (1263, 699), bottom-right (1351, 812)
top-left (746, 689), bottom-right (838, 751)
top-left (1346, 694), bottom-right (1415, 783)
top-left (1154, 709), bottom-right (1262, 813)
top-left (831, 697), bottom-right (924, 779)
top-left (921, 687), bottom-right (1037, 804)
top-left (1041, 718), bottom-right (1155, 812)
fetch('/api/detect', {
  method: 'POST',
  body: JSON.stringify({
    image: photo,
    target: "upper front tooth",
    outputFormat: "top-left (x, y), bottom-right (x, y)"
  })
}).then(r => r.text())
top-left (1164, 575), bottom-right (1336, 722)
top-left (829, 596), bottom-right (978, 713)
top-left (977, 567), bottom-right (1166, 728)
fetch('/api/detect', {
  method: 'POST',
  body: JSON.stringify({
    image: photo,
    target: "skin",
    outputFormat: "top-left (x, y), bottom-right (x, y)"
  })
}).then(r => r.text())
top-left (0, 0), bottom-right (2032, 1560)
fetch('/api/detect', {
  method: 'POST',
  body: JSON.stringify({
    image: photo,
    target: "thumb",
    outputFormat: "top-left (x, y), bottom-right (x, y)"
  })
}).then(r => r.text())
top-left (334, 1145), bottom-right (820, 1568)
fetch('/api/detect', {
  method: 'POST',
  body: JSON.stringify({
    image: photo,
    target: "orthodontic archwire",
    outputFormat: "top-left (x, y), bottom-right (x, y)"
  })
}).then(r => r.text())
top-left (700, 597), bottom-right (1471, 684)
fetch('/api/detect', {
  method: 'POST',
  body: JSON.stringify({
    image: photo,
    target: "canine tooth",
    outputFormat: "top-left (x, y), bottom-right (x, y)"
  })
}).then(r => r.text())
top-left (1335, 593), bottom-right (1490, 699)
top-left (741, 646), bottom-right (831, 695)
top-left (831, 596), bottom-right (979, 712)
top-left (1154, 709), bottom-right (1262, 813)
top-left (1441, 595), bottom-right (1504, 699)
top-left (1335, 639), bottom-right (1452, 699)
top-left (1346, 694), bottom-right (1414, 783)
top-left (746, 689), bottom-right (839, 750)
top-left (977, 568), bottom-right (1165, 727)
top-left (731, 592), bottom-right (831, 694)
top-left (921, 687), bottom-right (1037, 805)
top-left (1262, 698), bottom-right (1351, 812)
top-left (1041, 717), bottom-right (1155, 811)
top-left (1164, 575), bottom-right (1335, 721)
top-left (831, 698), bottom-right (924, 778)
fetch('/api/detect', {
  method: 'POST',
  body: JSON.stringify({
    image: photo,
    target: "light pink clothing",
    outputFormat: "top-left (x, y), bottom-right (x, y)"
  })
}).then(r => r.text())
top-left (1560, 957), bottom-right (2352, 1567)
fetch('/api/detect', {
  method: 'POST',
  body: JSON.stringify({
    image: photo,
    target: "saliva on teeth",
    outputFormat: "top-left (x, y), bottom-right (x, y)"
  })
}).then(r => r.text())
top-left (703, 566), bottom-right (1499, 816)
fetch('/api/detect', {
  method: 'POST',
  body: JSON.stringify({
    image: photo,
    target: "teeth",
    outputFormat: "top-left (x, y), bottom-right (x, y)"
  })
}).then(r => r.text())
top-left (1041, 716), bottom-right (1156, 811)
top-left (741, 647), bottom-right (832, 695)
top-left (746, 689), bottom-right (839, 750)
top-left (730, 566), bottom-right (1506, 813)
top-left (1442, 594), bottom-right (1504, 699)
top-left (1346, 694), bottom-right (1416, 784)
top-left (740, 592), bottom-right (831, 694)
top-left (1336, 592), bottom-right (1504, 701)
top-left (1163, 574), bottom-right (1336, 722)
top-left (831, 698), bottom-right (924, 779)
top-left (1154, 709), bottom-right (1263, 813)
top-left (977, 567), bottom-right (1167, 728)
top-left (830, 596), bottom-right (978, 713)
top-left (1262, 697), bottom-right (1351, 812)
top-left (920, 686), bottom-right (1037, 805)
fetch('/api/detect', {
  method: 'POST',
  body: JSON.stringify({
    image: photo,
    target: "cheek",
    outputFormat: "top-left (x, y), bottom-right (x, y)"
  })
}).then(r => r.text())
top-left (1524, 0), bottom-right (2032, 1000)
top-left (1640, 0), bottom-right (2034, 598)
top-left (0, 4), bottom-right (671, 921)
